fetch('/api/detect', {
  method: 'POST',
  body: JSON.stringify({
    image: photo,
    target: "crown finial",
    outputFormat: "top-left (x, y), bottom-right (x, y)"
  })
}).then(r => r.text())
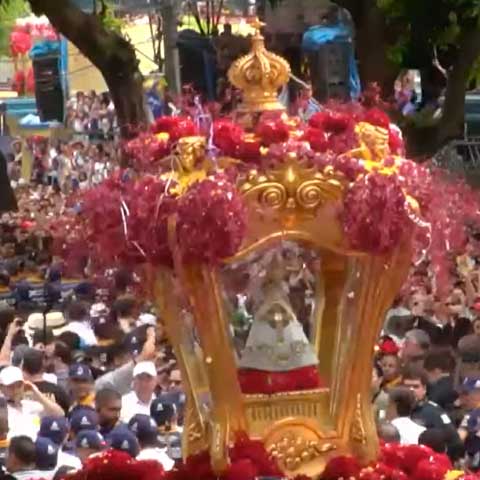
top-left (227, 17), bottom-right (291, 113)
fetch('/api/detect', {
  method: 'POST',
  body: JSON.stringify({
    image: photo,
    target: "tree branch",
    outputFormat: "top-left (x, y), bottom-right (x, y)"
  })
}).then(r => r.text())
top-left (27, 0), bottom-right (146, 133)
top-left (28, 0), bottom-right (136, 74)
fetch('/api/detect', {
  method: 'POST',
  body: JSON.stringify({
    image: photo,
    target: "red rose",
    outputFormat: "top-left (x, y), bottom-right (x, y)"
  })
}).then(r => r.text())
top-left (255, 119), bottom-right (290, 146)
top-left (303, 127), bottom-right (328, 152)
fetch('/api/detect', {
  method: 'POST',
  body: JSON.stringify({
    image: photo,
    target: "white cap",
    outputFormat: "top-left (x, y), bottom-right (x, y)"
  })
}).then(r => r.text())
top-left (133, 361), bottom-right (156, 378)
top-left (43, 373), bottom-right (57, 385)
top-left (137, 313), bottom-right (157, 327)
top-left (0, 366), bottom-right (23, 386)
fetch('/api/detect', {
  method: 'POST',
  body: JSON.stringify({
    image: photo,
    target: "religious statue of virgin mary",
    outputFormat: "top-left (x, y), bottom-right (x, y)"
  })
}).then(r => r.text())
top-left (237, 252), bottom-right (321, 394)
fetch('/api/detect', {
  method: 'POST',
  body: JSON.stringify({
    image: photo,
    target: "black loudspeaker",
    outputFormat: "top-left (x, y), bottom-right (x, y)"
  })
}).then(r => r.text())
top-left (32, 56), bottom-right (64, 122)
top-left (308, 42), bottom-right (350, 103)
top-left (0, 151), bottom-right (17, 213)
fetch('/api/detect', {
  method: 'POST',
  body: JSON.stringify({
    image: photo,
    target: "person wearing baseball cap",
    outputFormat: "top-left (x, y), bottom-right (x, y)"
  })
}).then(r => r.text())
top-left (0, 366), bottom-right (64, 439)
top-left (75, 431), bottom-right (106, 464)
top-left (39, 417), bottom-right (81, 470)
top-left (465, 407), bottom-right (480, 471)
top-left (35, 437), bottom-right (58, 473)
top-left (150, 399), bottom-right (182, 464)
top-left (128, 414), bottom-right (174, 470)
top-left (69, 408), bottom-right (99, 437)
top-left (39, 417), bottom-right (69, 446)
top-left (150, 398), bottom-right (177, 432)
top-left (68, 364), bottom-right (95, 411)
top-left (120, 362), bottom-right (156, 423)
top-left (459, 378), bottom-right (480, 443)
top-left (107, 427), bottom-right (140, 458)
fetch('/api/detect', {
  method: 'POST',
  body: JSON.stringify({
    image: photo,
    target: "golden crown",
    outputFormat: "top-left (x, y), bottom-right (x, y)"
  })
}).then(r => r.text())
top-left (228, 19), bottom-right (291, 112)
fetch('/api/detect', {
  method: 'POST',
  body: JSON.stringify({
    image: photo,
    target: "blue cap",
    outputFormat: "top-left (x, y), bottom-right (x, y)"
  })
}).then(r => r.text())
top-left (39, 416), bottom-right (69, 445)
top-left (70, 407), bottom-right (99, 434)
top-left (35, 437), bottom-right (59, 471)
top-left (163, 431), bottom-right (182, 460)
top-left (124, 327), bottom-right (148, 356)
top-left (462, 377), bottom-right (480, 393)
top-left (467, 408), bottom-right (480, 431)
top-left (150, 398), bottom-right (176, 427)
top-left (128, 414), bottom-right (158, 444)
top-left (108, 427), bottom-right (140, 458)
top-left (75, 430), bottom-right (106, 451)
top-left (69, 363), bottom-right (94, 382)
top-left (74, 282), bottom-right (95, 297)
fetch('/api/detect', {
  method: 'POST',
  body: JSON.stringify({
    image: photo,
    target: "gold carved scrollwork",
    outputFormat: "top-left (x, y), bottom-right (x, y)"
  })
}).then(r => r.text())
top-left (268, 432), bottom-right (336, 472)
top-left (259, 183), bottom-right (287, 209)
top-left (350, 394), bottom-right (367, 444)
top-left (240, 155), bottom-right (344, 214)
top-left (185, 402), bottom-right (204, 443)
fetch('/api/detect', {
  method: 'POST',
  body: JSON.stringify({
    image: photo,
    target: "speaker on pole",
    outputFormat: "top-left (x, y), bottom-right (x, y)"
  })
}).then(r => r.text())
top-left (32, 55), bottom-right (64, 123)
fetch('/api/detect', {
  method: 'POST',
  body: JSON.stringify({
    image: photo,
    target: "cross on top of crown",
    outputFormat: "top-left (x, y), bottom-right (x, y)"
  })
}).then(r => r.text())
top-left (249, 17), bottom-right (266, 33)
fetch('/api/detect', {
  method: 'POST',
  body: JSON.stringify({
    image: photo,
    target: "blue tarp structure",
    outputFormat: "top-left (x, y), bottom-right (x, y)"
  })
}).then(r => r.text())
top-left (302, 24), bottom-right (361, 100)
top-left (29, 40), bottom-right (61, 58)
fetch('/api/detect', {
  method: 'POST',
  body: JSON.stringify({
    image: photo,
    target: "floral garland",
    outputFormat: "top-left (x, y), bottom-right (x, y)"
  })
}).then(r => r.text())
top-left (50, 103), bottom-right (480, 294)
top-left (61, 440), bottom-right (478, 480)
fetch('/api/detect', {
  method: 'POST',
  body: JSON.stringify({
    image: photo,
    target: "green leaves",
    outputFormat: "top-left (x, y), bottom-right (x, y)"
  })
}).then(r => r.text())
top-left (99, 0), bottom-right (124, 34)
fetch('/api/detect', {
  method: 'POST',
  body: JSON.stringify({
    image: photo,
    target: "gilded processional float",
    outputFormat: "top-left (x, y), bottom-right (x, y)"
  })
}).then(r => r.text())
top-left (58, 20), bottom-right (480, 480)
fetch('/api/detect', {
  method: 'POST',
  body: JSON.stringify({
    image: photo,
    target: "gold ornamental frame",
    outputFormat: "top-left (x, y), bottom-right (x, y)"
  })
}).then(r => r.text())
top-left (152, 19), bottom-right (413, 478)
top-left (154, 156), bottom-right (412, 478)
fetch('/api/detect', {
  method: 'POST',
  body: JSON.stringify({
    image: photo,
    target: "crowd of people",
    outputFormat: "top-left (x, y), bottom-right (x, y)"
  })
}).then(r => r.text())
top-left (0, 178), bottom-right (185, 479)
top-left (374, 240), bottom-right (480, 470)
top-left (65, 91), bottom-right (116, 143)
top-left (5, 95), bottom-right (117, 195)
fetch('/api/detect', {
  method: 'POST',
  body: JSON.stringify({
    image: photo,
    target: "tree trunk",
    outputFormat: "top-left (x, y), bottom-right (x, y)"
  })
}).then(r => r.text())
top-left (405, 28), bottom-right (480, 157)
top-left (336, 0), bottom-right (400, 97)
top-left (438, 29), bottom-right (480, 142)
top-left (28, 0), bottom-right (147, 137)
top-left (161, 0), bottom-right (181, 95)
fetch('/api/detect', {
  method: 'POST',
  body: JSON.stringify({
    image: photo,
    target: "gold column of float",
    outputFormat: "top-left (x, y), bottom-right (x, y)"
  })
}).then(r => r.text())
top-left (181, 264), bottom-right (247, 473)
top-left (339, 245), bottom-right (412, 462)
top-left (153, 269), bottom-right (209, 456)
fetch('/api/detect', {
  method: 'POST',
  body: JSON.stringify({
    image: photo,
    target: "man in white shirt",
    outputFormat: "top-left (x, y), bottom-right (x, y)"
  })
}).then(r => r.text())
top-left (387, 386), bottom-right (425, 445)
top-left (120, 362), bottom-right (156, 423)
top-left (0, 366), bottom-right (64, 439)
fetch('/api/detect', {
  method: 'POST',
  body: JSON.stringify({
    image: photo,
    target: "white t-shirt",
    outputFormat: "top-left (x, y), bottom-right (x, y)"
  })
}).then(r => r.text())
top-left (120, 392), bottom-right (154, 423)
top-left (137, 447), bottom-right (175, 471)
top-left (61, 321), bottom-right (97, 347)
top-left (57, 450), bottom-right (82, 470)
top-left (12, 469), bottom-right (54, 480)
top-left (7, 399), bottom-right (44, 439)
top-left (391, 417), bottom-right (426, 445)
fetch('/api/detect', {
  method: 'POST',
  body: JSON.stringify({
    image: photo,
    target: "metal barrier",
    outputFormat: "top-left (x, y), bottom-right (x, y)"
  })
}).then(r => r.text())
top-left (433, 138), bottom-right (480, 173)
